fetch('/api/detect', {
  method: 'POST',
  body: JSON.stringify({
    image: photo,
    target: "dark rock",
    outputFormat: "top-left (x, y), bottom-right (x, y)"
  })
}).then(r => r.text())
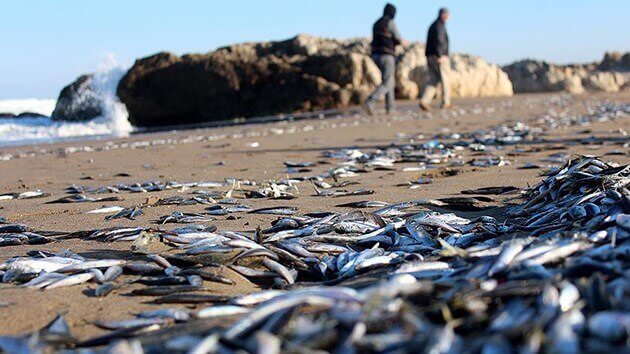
top-left (598, 51), bottom-right (630, 71)
top-left (502, 60), bottom-right (567, 93)
top-left (117, 40), bottom-right (355, 127)
top-left (0, 112), bottom-right (48, 119)
top-left (17, 112), bottom-right (48, 118)
top-left (51, 74), bottom-right (102, 122)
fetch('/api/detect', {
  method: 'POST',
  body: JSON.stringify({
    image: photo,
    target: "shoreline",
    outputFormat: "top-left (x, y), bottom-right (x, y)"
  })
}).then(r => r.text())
top-left (1, 91), bottom-right (624, 152)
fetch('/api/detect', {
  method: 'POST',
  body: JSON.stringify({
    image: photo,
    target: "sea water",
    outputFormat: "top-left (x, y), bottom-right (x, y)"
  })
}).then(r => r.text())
top-left (0, 56), bottom-right (134, 147)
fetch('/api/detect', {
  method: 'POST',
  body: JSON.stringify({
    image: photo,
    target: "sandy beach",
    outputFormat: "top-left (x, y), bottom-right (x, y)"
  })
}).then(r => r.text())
top-left (0, 92), bottom-right (629, 341)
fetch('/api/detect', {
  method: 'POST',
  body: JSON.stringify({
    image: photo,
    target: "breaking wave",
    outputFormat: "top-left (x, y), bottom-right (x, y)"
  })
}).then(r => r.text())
top-left (0, 55), bottom-right (133, 147)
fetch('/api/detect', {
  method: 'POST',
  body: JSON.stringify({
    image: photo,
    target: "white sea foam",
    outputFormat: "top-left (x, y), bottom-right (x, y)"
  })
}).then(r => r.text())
top-left (0, 98), bottom-right (56, 116)
top-left (0, 55), bottom-right (134, 147)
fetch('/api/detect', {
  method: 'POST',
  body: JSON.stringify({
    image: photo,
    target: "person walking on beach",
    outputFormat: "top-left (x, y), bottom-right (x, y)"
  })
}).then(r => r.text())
top-left (419, 7), bottom-right (451, 111)
top-left (364, 3), bottom-right (407, 115)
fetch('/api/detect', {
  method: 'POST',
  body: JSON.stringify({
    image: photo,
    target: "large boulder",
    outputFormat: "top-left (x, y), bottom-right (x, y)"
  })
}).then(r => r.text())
top-left (395, 44), bottom-right (513, 99)
top-left (583, 71), bottom-right (627, 92)
top-left (51, 74), bottom-right (103, 121)
top-left (118, 47), bottom-right (348, 127)
top-left (503, 60), bottom-right (570, 93)
top-left (448, 54), bottom-right (513, 97)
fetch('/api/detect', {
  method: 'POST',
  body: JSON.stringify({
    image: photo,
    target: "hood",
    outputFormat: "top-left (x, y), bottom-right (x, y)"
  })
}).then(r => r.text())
top-left (384, 3), bottom-right (396, 19)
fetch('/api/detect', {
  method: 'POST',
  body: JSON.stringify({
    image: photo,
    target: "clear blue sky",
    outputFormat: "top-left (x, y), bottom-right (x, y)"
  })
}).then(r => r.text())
top-left (2, 0), bottom-right (629, 99)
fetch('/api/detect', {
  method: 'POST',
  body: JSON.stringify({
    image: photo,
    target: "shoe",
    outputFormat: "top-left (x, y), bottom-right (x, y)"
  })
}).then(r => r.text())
top-left (441, 103), bottom-right (452, 109)
top-left (363, 102), bottom-right (375, 116)
top-left (419, 102), bottom-right (431, 112)
top-left (386, 107), bottom-right (396, 115)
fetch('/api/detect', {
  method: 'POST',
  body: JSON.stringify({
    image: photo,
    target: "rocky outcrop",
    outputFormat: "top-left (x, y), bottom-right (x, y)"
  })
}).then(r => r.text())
top-left (116, 35), bottom-right (513, 127)
top-left (396, 44), bottom-right (513, 99)
top-left (598, 51), bottom-right (630, 71)
top-left (51, 75), bottom-right (103, 121)
top-left (53, 34), bottom-right (515, 126)
top-left (503, 52), bottom-right (629, 94)
top-left (50, 34), bottom-right (630, 126)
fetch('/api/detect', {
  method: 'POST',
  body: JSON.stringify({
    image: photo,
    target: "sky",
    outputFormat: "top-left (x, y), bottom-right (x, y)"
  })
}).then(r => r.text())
top-left (2, 0), bottom-right (629, 99)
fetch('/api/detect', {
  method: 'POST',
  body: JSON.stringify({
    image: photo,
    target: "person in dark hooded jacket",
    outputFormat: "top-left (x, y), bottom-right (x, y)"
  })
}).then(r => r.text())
top-left (364, 3), bottom-right (407, 115)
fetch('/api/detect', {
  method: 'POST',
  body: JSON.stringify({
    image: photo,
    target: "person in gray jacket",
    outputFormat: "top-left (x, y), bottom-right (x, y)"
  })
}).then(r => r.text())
top-left (419, 7), bottom-right (451, 111)
top-left (364, 3), bottom-right (407, 115)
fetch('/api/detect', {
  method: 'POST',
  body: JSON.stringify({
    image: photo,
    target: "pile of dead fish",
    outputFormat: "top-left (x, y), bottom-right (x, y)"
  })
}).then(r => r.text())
top-left (0, 157), bottom-right (628, 353)
top-left (539, 102), bottom-right (630, 129)
top-left (434, 121), bottom-right (541, 146)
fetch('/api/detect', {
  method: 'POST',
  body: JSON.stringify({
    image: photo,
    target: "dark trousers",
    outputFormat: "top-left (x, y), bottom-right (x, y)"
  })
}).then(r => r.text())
top-left (367, 54), bottom-right (396, 111)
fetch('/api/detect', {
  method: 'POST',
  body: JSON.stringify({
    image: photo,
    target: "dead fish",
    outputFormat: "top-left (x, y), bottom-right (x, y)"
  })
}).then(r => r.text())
top-left (487, 239), bottom-right (527, 277)
top-left (21, 272), bottom-right (68, 289)
top-left (233, 248), bottom-right (279, 262)
top-left (195, 305), bottom-right (250, 319)
top-left (335, 201), bottom-right (389, 208)
top-left (125, 262), bottom-right (164, 275)
top-left (21, 191), bottom-right (51, 199)
top-left (103, 266), bottom-right (123, 282)
top-left (152, 293), bottom-right (231, 304)
top-left (96, 318), bottom-right (169, 330)
top-left (223, 295), bottom-right (334, 340)
top-left (263, 258), bottom-right (295, 285)
top-left (44, 273), bottom-right (95, 290)
top-left (47, 194), bottom-right (122, 204)
top-left (130, 285), bottom-right (205, 296)
top-left (158, 211), bottom-right (214, 224)
top-left (57, 259), bottom-right (126, 273)
top-left (185, 245), bottom-right (234, 255)
top-left (587, 311), bottom-right (630, 342)
top-left (231, 290), bottom-right (287, 306)
top-left (518, 162), bottom-right (541, 170)
top-left (0, 224), bottom-right (31, 233)
top-left (0, 190), bottom-right (50, 200)
top-left (105, 207), bottom-right (142, 221)
top-left (249, 206), bottom-right (298, 216)
top-left (178, 268), bottom-right (235, 285)
top-left (461, 186), bottom-right (519, 195)
top-left (229, 265), bottom-right (278, 278)
top-left (94, 282), bottom-right (119, 297)
top-left (136, 308), bottom-right (191, 321)
top-left (87, 206), bottom-right (125, 214)
top-left (39, 314), bottom-right (75, 345)
top-left (284, 161), bottom-right (314, 168)
top-left (134, 276), bottom-right (189, 286)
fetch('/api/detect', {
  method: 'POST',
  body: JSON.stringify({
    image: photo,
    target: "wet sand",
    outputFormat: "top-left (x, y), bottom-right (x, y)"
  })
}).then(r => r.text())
top-left (0, 92), bottom-right (628, 339)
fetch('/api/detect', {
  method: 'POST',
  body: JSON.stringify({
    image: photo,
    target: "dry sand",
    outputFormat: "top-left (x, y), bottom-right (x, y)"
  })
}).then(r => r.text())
top-left (0, 92), bottom-right (628, 339)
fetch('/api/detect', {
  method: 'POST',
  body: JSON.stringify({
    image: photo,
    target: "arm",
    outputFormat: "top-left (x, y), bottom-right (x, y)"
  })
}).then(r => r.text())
top-left (388, 20), bottom-right (404, 46)
top-left (436, 24), bottom-right (448, 57)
